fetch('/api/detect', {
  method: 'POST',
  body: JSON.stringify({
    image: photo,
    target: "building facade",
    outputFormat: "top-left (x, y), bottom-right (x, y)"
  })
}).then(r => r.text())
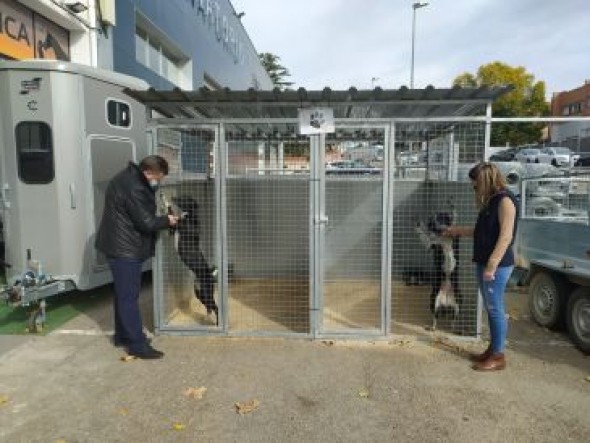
top-left (550, 81), bottom-right (590, 152)
top-left (0, 0), bottom-right (272, 90)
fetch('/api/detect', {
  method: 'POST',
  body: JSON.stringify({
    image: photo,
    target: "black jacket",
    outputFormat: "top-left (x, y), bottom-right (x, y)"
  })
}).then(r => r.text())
top-left (95, 162), bottom-right (169, 260)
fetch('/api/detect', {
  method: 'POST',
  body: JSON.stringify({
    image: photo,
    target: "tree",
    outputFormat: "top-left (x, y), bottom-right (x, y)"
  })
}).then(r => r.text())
top-left (453, 62), bottom-right (549, 146)
top-left (259, 52), bottom-right (294, 91)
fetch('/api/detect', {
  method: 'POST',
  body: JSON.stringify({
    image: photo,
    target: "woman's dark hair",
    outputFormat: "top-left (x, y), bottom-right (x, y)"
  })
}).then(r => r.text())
top-left (139, 155), bottom-right (169, 175)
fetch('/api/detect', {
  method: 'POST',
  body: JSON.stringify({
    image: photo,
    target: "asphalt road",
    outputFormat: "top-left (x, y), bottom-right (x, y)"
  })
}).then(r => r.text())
top-left (0, 284), bottom-right (588, 442)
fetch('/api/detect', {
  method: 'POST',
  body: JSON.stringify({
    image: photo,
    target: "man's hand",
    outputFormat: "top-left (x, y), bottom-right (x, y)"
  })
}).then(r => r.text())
top-left (168, 214), bottom-right (179, 226)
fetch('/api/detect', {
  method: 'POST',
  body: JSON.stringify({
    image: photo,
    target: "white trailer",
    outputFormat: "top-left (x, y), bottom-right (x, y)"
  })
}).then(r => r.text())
top-left (0, 60), bottom-right (149, 329)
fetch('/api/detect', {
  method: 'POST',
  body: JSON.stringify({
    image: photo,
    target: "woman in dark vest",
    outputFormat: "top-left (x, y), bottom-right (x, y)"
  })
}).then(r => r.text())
top-left (445, 162), bottom-right (518, 371)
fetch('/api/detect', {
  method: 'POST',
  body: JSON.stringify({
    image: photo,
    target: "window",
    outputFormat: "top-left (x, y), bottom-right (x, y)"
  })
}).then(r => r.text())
top-left (107, 100), bottom-right (131, 127)
top-left (135, 24), bottom-right (187, 87)
top-left (135, 29), bottom-right (147, 66)
top-left (15, 122), bottom-right (54, 184)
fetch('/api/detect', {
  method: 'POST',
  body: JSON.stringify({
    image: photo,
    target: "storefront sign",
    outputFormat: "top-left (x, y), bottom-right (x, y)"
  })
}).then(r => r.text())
top-left (0, 0), bottom-right (69, 61)
top-left (0, 0), bottom-right (34, 59)
top-left (185, 0), bottom-right (243, 64)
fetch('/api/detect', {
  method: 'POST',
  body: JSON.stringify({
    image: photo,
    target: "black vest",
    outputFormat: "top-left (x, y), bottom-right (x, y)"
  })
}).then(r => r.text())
top-left (473, 189), bottom-right (519, 266)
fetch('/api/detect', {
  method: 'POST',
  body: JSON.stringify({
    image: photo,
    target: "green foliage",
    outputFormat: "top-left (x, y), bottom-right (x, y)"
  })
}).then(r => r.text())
top-left (453, 61), bottom-right (549, 146)
top-left (259, 52), bottom-right (294, 91)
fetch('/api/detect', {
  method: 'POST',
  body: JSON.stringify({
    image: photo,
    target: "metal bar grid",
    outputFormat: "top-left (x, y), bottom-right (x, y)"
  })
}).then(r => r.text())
top-left (390, 121), bottom-right (486, 337)
top-left (151, 118), bottom-right (498, 340)
top-left (318, 125), bottom-right (388, 336)
top-left (155, 126), bottom-right (222, 332)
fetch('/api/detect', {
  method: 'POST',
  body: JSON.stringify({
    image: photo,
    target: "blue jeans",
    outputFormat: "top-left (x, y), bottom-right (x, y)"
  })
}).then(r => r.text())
top-left (108, 258), bottom-right (147, 352)
top-left (476, 264), bottom-right (514, 354)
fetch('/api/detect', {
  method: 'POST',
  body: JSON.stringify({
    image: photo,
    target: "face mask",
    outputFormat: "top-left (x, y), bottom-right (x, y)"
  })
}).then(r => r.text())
top-left (149, 179), bottom-right (160, 189)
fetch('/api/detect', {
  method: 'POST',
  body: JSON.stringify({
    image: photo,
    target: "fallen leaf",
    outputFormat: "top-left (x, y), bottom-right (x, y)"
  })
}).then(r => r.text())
top-left (235, 399), bottom-right (260, 415)
top-left (120, 355), bottom-right (137, 362)
top-left (171, 422), bottom-right (186, 431)
top-left (0, 395), bottom-right (9, 407)
top-left (184, 387), bottom-right (207, 399)
top-left (322, 340), bottom-right (334, 346)
top-left (118, 408), bottom-right (129, 416)
top-left (358, 389), bottom-right (370, 398)
top-left (55, 440), bottom-right (67, 443)
top-left (390, 339), bottom-right (414, 348)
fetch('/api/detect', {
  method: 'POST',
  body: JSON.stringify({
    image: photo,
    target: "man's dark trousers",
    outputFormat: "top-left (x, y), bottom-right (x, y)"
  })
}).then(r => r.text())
top-left (108, 258), bottom-right (146, 352)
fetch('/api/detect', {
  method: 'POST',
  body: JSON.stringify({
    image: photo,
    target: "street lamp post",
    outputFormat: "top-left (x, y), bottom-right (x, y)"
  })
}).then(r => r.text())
top-left (410, 2), bottom-right (429, 89)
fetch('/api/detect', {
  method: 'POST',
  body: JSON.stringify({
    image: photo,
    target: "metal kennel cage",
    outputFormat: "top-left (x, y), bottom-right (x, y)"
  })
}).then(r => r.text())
top-left (126, 86), bottom-right (513, 340)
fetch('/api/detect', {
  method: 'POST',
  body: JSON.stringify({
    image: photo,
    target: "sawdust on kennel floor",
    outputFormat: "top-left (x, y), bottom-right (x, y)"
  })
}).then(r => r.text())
top-left (163, 278), bottom-right (466, 335)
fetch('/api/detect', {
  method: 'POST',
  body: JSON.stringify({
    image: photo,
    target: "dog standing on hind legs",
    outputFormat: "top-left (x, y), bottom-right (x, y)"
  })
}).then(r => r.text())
top-left (170, 196), bottom-right (219, 325)
top-left (415, 201), bottom-right (461, 331)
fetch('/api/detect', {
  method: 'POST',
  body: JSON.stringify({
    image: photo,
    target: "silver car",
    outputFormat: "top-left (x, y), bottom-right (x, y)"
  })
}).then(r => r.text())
top-left (514, 148), bottom-right (541, 163)
top-left (537, 146), bottom-right (579, 167)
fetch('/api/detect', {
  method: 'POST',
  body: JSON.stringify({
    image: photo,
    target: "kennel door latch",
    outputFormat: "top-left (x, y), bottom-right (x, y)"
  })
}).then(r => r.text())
top-left (315, 216), bottom-right (329, 226)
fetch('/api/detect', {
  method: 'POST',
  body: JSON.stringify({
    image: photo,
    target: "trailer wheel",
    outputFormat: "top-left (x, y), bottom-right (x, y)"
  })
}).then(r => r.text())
top-left (566, 287), bottom-right (590, 355)
top-left (528, 271), bottom-right (569, 329)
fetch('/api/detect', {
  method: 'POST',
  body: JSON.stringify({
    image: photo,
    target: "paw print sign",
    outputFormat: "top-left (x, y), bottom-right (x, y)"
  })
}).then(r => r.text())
top-left (298, 107), bottom-right (335, 135)
top-left (309, 110), bottom-right (325, 129)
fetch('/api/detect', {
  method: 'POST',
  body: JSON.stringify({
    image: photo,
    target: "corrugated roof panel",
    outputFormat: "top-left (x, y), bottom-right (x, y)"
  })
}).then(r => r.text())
top-left (125, 86), bottom-right (512, 120)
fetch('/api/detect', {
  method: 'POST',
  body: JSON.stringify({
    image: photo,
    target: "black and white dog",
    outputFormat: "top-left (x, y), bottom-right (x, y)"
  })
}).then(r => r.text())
top-left (415, 204), bottom-right (461, 330)
top-left (170, 196), bottom-right (219, 325)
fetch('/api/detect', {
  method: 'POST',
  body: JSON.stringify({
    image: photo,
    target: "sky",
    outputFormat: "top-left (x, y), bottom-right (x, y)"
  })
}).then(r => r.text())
top-left (231, 0), bottom-right (590, 96)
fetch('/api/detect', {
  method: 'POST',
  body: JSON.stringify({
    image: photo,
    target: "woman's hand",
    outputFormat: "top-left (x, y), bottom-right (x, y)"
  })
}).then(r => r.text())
top-left (443, 226), bottom-right (461, 238)
top-left (484, 261), bottom-right (497, 281)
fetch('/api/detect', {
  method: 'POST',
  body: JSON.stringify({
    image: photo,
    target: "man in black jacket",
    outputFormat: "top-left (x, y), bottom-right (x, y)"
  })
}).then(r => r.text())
top-left (96, 156), bottom-right (178, 359)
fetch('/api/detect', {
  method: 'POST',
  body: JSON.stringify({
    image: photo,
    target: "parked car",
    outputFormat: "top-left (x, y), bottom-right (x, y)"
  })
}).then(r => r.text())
top-left (574, 155), bottom-right (590, 167)
top-left (326, 160), bottom-right (382, 175)
top-left (537, 146), bottom-right (579, 167)
top-left (489, 147), bottom-right (518, 162)
top-left (515, 148), bottom-right (541, 163)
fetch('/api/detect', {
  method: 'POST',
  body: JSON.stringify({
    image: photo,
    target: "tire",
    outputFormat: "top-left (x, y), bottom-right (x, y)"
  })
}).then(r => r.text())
top-left (566, 287), bottom-right (590, 355)
top-left (528, 271), bottom-right (569, 329)
top-left (551, 159), bottom-right (558, 167)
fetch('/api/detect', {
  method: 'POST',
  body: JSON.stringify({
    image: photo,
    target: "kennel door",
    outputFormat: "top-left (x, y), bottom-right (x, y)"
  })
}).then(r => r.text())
top-left (224, 123), bottom-right (312, 336)
top-left (318, 125), bottom-right (389, 336)
top-left (154, 125), bottom-right (222, 333)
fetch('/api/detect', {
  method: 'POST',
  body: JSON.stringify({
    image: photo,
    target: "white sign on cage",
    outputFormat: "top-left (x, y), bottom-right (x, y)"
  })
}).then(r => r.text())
top-left (298, 107), bottom-right (335, 135)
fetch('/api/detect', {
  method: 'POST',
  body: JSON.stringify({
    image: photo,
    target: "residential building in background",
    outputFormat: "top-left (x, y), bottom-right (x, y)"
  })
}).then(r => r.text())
top-left (0, 0), bottom-right (272, 90)
top-left (550, 80), bottom-right (590, 152)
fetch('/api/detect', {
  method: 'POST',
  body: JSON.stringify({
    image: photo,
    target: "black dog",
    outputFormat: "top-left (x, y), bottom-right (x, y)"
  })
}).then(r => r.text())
top-left (171, 196), bottom-right (218, 325)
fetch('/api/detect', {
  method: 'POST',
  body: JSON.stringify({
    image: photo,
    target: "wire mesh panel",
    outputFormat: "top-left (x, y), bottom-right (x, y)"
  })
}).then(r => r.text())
top-left (518, 174), bottom-right (590, 268)
top-left (156, 126), bottom-right (220, 330)
top-left (225, 123), bottom-right (311, 334)
top-left (321, 127), bottom-right (386, 334)
top-left (391, 121), bottom-right (485, 336)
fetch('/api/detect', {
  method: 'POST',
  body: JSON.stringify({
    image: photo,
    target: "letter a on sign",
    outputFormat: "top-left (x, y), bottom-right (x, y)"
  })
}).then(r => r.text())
top-left (298, 107), bottom-right (335, 135)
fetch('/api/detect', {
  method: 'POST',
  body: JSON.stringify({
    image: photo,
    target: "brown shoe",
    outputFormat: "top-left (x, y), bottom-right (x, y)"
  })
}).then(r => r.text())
top-left (472, 353), bottom-right (506, 371)
top-left (469, 346), bottom-right (492, 363)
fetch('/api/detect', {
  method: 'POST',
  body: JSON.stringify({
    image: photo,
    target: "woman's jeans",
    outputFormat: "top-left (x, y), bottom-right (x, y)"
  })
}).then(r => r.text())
top-left (476, 264), bottom-right (514, 354)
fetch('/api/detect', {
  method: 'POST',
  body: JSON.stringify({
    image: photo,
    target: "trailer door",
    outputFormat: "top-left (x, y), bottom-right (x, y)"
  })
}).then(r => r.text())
top-left (88, 136), bottom-right (135, 269)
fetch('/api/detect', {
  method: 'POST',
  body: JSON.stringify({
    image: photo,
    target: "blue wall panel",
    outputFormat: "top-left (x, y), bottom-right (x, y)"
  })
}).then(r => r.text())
top-left (112, 0), bottom-right (272, 90)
